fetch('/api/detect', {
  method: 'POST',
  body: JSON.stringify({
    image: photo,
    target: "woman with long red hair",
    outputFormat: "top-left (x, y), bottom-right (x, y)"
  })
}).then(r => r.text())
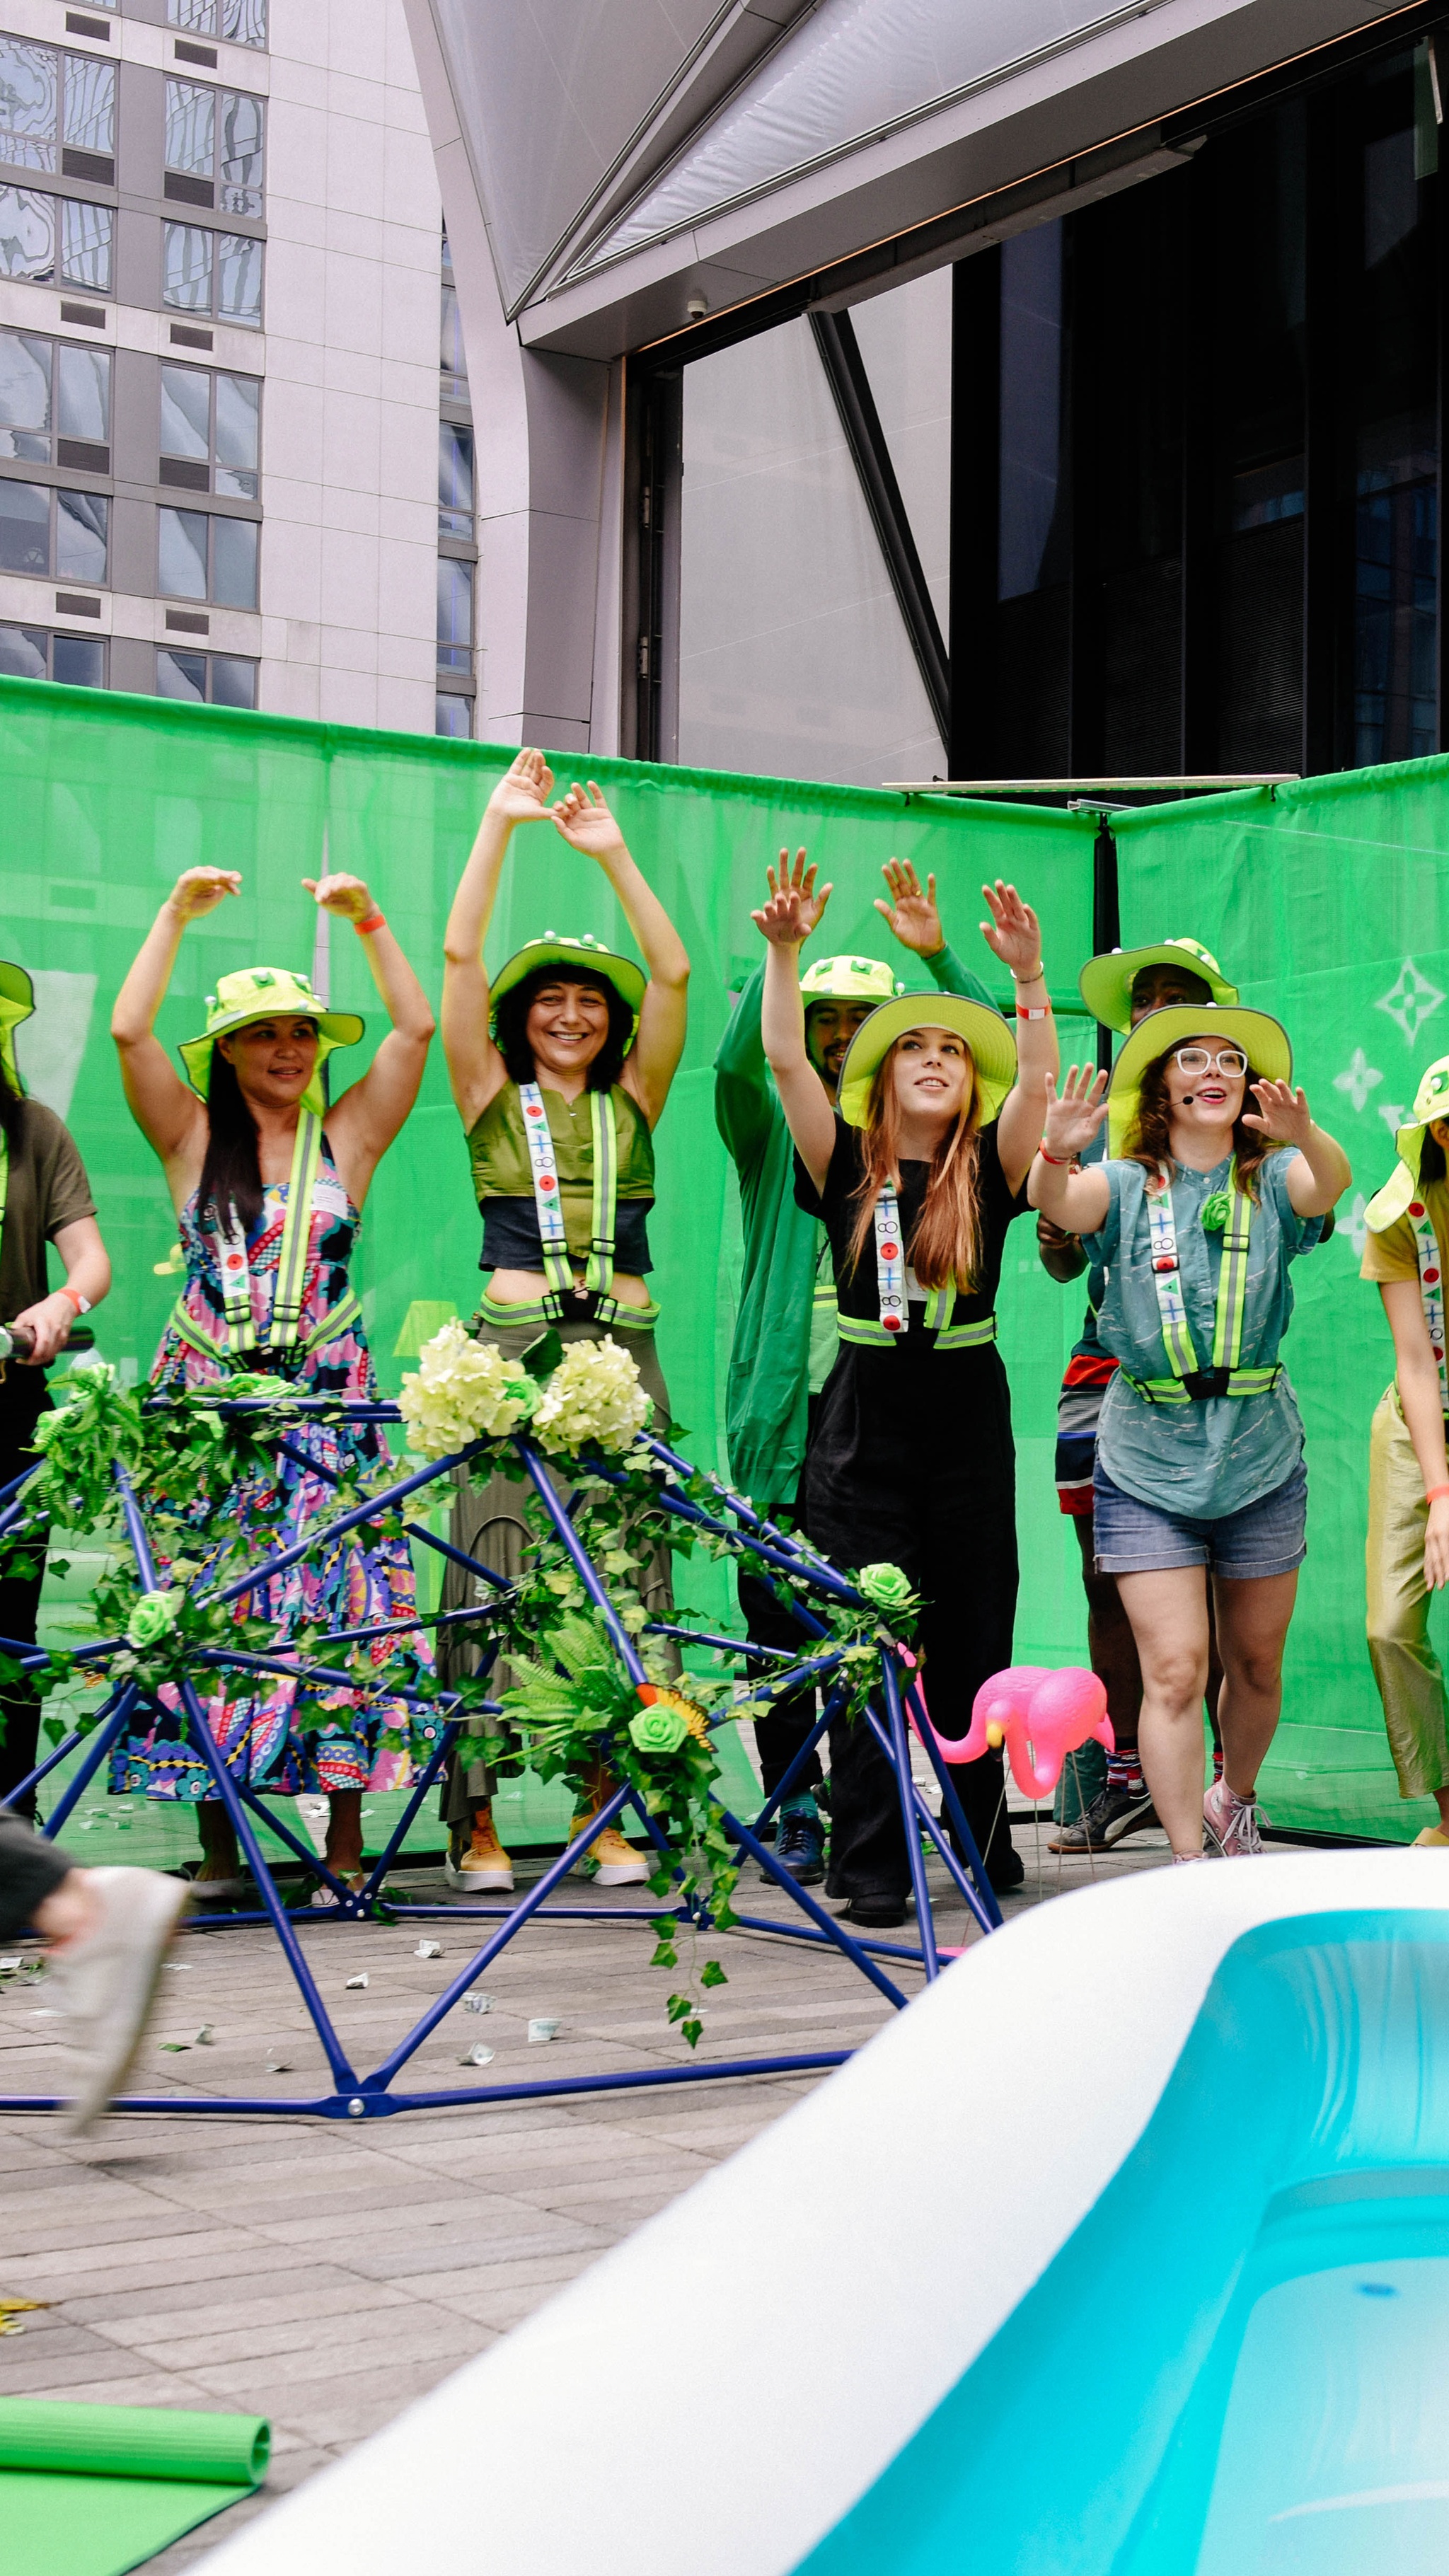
top-left (756, 863), bottom-right (1058, 1926)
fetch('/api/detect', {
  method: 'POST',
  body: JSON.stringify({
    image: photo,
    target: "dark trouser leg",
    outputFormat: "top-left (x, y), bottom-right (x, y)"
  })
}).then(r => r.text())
top-left (0, 1808), bottom-right (71, 1939)
top-left (1075, 1512), bottom-right (1143, 1751)
top-left (920, 1474), bottom-right (1021, 1889)
top-left (739, 1555), bottom-right (823, 1800)
top-left (0, 1528), bottom-right (45, 1820)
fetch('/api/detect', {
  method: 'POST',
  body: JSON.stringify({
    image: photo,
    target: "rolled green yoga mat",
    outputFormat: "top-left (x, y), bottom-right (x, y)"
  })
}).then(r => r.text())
top-left (0, 2398), bottom-right (270, 2576)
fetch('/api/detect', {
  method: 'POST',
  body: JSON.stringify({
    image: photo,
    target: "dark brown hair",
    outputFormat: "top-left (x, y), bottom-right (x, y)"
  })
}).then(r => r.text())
top-left (1419, 1127), bottom-right (1447, 1185)
top-left (0, 1057), bottom-right (26, 1147)
top-left (1124, 1045), bottom-right (1275, 1199)
top-left (197, 1047), bottom-right (266, 1237)
top-left (493, 965), bottom-right (633, 1093)
top-left (847, 1039), bottom-right (983, 1290)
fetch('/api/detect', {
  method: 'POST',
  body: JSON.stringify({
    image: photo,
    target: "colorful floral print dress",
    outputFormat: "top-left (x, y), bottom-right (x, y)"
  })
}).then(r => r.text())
top-left (111, 1145), bottom-right (440, 1800)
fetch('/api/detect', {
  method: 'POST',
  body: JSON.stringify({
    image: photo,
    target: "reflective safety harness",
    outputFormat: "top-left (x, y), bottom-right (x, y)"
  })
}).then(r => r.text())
top-left (1124, 1159), bottom-right (1280, 1404)
top-left (835, 1181), bottom-right (997, 1353)
top-left (171, 1110), bottom-right (362, 1368)
top-left (1408, 1196), bottom-right (1448, 1412)
top-left (517, 1081), bottom-right (630, 1325)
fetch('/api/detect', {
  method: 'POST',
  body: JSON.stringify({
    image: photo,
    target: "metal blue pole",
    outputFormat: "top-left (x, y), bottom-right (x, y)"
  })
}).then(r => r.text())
top-left (37, 1687), bottom-right (139, 1837)
top-left (881, 1651), bottom-right (937, 1980)
top-left (901, 1669), bottom-right (1003, 1933)
top-left (205, 1440), bottom-right (487, 1610)
top-left (858, 1686), bottom-right (998, 1939)
top-left (729, 1685), bottom-right (842, 1861)
top-left (273, 1440), bottom-right (515, 1593)
top-left (719, 1806), bottom-right (909, 2009)
top-left (516, 1441), bottom-right (650, 1685)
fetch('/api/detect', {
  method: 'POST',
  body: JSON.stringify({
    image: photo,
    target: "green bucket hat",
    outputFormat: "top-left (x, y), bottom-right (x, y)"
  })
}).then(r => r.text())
top-left (0, 962), bottom-right (34, 1092)
top-left (836, 994), bottom-right (1017, 1131)
top-left (799, 954), bottom-right (901, 1005)
top-left (1105, 1003), bottom-right (1291, 1157)
top-left (1079, 937), bottom-right (1238, 1037)
top-left (490, 934), bottom-right (645, 1034)
top-left (179, 966), bottom-right (364, 1118)
top-left (1365, 1054), bottom-right (1449, 1232)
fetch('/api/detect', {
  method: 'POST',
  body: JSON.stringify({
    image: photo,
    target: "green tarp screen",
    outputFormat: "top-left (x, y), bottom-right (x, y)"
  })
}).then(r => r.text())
top-left (1, 671), bottom-right (1444, 1839)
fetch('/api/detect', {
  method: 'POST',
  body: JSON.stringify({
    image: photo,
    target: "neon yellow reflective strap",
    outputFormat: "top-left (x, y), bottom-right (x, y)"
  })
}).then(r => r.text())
top-left (170, 1284), bottom-right (362, 1369)
top-left (1146, 1160), bottom-right (1253, 1382)
top-left (1123, 1362), bottom-right (1281, 1405)
top-left (923, 1283), bottom-right (952, 1332)
top-left (269, 1111), bottom-right (322, 1349)
top-left (1210, 1169), bottom-right (1252, 1373)
top-left (475, 1288), bottom-right (659, 1334)
top-left (585, 1088), bottom-right (616, 1298)
top-left (1145, 1165), bottom-right (1199, 1375)
top-left (836, 1309), bottom-right (996, 1351)
top-left (517, 1082), bottom-right (575, 1308)
top-left (933, 1317), bottom-right (998, 1352)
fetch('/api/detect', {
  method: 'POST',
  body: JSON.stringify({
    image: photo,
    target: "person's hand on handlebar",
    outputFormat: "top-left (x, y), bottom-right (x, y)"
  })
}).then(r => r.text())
top-left (11, 1291), bottom-right (80, 1365)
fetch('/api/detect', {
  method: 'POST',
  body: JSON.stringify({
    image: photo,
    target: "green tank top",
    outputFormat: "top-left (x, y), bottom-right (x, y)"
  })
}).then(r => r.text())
top-left (468, 1082), bottom-right (655, 1262)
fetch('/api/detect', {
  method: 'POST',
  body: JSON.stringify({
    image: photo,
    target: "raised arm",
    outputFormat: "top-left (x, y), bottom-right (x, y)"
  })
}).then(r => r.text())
top-left (982, 882), bottom-right (1061, 1193)
top-left (753, 868), bottom-right (836, 1195)
top-left (1380, 1278), bottom-right (1449, 1590)
top-left (1027, 1065), bottom-right (1112, 1232)
top-left (874, 859), bottom-right (994, 1010)
top-left (306, 873), bottom-right (434, 1203)
top-left (110, 868), bottom-right (237, 1175)
top-left (441, 749), bottom-right (557, 1131)
top-left (1242, 1080), bottom-right (1352, 1218)
top-left (550, 783), bottom-right (690, 1128)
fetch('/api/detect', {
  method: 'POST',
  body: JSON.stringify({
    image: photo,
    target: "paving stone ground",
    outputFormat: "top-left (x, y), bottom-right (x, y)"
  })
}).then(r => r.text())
top-left (0, 1811), bottom-right (1203, 2567)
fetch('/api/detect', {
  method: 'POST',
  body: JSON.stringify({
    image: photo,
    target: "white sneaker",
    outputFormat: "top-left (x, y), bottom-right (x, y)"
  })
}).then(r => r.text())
top-left (48, 1868), bottom-right (192, 2135)
top-left (572, 1819), bottom-right (649, 1887)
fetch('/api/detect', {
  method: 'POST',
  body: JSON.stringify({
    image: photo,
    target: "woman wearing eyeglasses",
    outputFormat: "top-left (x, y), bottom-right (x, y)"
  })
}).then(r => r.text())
top-left (1029, 1008), bottom-right (1349, 1863)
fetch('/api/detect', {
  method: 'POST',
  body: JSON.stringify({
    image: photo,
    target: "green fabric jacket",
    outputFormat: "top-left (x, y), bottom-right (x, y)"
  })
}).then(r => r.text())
top-left (714, 943), bottom-right (995, 1513)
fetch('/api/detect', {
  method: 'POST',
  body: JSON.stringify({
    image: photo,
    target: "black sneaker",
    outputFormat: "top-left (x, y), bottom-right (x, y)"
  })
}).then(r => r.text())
top-left (1048, 1781), bottom-right (1158, 1853)
top-left (770, 1804), bottom-right (825, 1885)
top-left (841, 1894), bottom-right (908, 1929)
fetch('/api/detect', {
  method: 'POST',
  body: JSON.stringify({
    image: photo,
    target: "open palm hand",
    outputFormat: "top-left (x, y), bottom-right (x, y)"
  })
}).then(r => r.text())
top-left (874, 857), bottom-right (942, 956)
top-left (552, 781), bottom-right (627, 860)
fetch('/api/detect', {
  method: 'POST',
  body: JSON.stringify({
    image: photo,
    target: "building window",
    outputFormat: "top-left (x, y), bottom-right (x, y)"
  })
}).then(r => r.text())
top-left (0, 42), bottom-right (115, 185)
top-left (438, 421), bottom-right (473, 540)
top-left (0, 480), bottom-right (106, 582)
top-left (435, 691), bottom-right (472, 737)
top-left (440, 236), bottom-right (467, 402)
top-left (437, 555), bottom-right (472, 675)
top-left (0, 330), bottom-right (110, 470)
top-left (0, 623), bottom-right (105, 686)
top-left (0, 191), bottom-right (112, 294)
top-left (163, 221), bottom-right (261, 326)
top-left (160, 363), bottom-right (258, 495)
top-left (168, 0), bottom-right (267, 49)
top-left (156, 646), bottom-right (256, 705)
top-left (158, 503), bottom-right (257, 606)
top-left (165, 81), bottom-right (264, 218)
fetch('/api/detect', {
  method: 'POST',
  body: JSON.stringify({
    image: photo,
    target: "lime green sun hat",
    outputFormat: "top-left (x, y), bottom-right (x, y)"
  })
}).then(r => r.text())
top-left (0, 962), bottom-right (34, 1092)
top-left (179, 967), bottom-right (364, 1118)
top-left (1365, 1053), bottom-right (1449, 1232)
top-left (836, 994), bottom-right (1017, 1131)
top-left (1079, 937), bottom-right (1238, 1036)
top-left (799, 954), bottom-right (901, 1005)
top-left (1105, 1003), bottom-right (1291, 1157)
top-left (490, 933), bottom-right (646, 1034)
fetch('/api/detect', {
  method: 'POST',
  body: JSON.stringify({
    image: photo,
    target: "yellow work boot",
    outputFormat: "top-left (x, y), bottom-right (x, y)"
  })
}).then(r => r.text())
top-left (445, 1808), bottom-right (514, 1891)
top-left (1412, 1826), bottom-right (1449, 1849)
top-left (571, 1814), bottom-right (648, 1886)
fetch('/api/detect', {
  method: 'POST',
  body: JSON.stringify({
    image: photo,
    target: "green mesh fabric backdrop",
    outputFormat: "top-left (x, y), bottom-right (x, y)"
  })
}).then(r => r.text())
top-left (4, 671), bottom-right (1445, 1842)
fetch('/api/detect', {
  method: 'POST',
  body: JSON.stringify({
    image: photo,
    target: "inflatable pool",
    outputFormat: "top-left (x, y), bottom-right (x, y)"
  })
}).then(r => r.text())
top-left (200, 1856), bottom-right (1449, 2575)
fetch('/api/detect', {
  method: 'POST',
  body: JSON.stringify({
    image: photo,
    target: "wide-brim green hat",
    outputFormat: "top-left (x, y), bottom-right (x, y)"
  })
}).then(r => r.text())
top-left (1365, 1053), bottom-right (1449, 1231)
top-left (1106, 1003), bottom-right (1291, 1157)
top-left (179, 966), bottom-right (363, 1119)
top-left (799, 954), bottom-right (899, 1004)
top-left (836, 994), bottom-right (1017, 1131)
top-left (490, 935), bottom-right (645, 1033)
top-left (0, 961), bottom-right (34, 1091)
top-left (1080, 937), bottom-right (1237, 1036)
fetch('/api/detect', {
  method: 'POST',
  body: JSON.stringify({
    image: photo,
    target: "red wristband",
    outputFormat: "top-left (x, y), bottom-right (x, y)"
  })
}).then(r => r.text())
top-left (1426, 1484), bottom-right (1449, 1505)
top-left (355, 908), bottom-right (386, 935)
top-left (1037, 1147), bottom-right (1073, 1167)
top-left (1017, 1003), bottom-right (1051, 1021)
top-left (59, 1285), bottom-right (83, 1312)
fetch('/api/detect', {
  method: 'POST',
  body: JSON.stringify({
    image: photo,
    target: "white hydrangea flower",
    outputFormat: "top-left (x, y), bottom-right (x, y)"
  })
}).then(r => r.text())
top-left (531, 1335), bottom-right (651, 1457)
top-left (398, 1319), bottom-right (534, 1458)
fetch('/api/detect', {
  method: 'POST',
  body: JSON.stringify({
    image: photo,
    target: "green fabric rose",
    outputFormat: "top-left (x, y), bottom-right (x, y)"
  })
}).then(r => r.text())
top-left (856, 1561), bottom-right (916, 1611)
top-left (127, 1588), bottom-right (182, 1648)
top-left (629, 1706), bottom-right (689, 1756)
top-left (1200, 1193), bottom-right (1229, 1234)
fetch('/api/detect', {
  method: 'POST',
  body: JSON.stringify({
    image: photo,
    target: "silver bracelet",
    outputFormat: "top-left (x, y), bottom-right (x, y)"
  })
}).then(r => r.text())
top-left (1010, 963), bottom-right (1046, 984)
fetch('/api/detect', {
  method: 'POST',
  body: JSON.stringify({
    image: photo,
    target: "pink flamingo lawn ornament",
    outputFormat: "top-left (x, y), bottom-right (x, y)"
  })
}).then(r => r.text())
top-left (908, 1660), bottom-right (1114, 1802)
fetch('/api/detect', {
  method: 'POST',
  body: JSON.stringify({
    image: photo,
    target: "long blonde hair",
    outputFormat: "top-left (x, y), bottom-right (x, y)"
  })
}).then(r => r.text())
top-left (847, 1039), bottom-right (983, 1290)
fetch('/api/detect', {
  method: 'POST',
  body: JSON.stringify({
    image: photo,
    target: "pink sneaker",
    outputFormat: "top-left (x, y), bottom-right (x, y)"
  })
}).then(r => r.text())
top-left (1203, 1777), bottom-right (1264, 1858)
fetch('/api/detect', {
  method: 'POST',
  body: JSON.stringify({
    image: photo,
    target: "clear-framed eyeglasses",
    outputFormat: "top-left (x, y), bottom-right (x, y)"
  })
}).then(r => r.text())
top-left (1172, 1046), bottom-right (1248, 1078)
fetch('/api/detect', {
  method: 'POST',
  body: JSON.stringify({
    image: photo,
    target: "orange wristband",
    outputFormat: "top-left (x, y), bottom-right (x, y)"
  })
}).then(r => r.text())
top-left (355, 908), bottom-right (386, 935)
top-left (59, 1285), bottom-right (83, 1313)
top-left (1426, 1484), bottom-right (1449, 1505)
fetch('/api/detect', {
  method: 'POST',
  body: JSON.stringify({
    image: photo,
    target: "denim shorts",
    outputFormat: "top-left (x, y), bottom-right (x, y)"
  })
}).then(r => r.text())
top-left (1092, 1460), bottom-right (1307, 1580)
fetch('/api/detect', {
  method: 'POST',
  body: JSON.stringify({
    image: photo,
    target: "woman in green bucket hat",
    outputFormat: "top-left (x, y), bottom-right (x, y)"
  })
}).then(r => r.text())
top-left (436, 748), bottom-right (690, 1893)
top-left (108, 861), bottom-right (437, 1898)
top-left (1030, 1006), bottom-right (1350, 1864)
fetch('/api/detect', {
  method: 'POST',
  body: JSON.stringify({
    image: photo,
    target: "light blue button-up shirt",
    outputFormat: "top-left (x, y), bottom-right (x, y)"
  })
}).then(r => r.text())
top-left (1080, 1150), bottom-right (1324, 1519)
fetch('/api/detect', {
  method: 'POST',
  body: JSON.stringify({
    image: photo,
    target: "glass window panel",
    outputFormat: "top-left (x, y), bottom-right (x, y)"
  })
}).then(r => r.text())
top-left (156, 645), bottom-right (207, 698)
top-left (438, 420), bottom-right (473, 536)
top-left (218, 93), bottom-right (263, 219)
top-left (52, 631), bottom-right (103, 687)
top-left (0, 42), bottom-right (58, 175)
top-left (439, 278), bottom-right (467, 397)
top-left (850, 267), bottom-right (952, 635)
top-left (166, 81), bottom-right (214, 179)
top-left (214, 371), bottom-right (258, 495)
top-left (223, 0), bottom-right (267, 45)
top-left (210, 652), bottom-right (256, 707)
top-left (61, 199), bottom-right (111, 292)
top-left (436, 556), bottom-right (473, 669)
top-left (435, 692), bottom-right (471, 737)
top-left (0, 187), bottom-right (56, 283)
top-left (0, 623), bottom-right (46, 678)
top-left (160, 362), bottom-right (210, 461)
top-left (216, 234), bottom-right (262, 326)
top-left (63, 57), bottom-right (115, 159)
top-left (55, 487), bottom-right (105, 583)
top-left (168, 0), bottom-right (219, 29)
top-left (211, 512), bottom-right (256, 608)
top-left (158, 504), bottom-right (207, 598)
top-left (163, 221), bottom-right (212, 311)
top-left (0, 330), bottom-right (51, 461)
top-left (56, 341), bottom-right (108, 441)
top-left (0, 479), bottom-right (49, 574)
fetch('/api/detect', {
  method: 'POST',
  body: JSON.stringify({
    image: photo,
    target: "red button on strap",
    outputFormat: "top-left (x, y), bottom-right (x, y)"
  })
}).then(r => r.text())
top-left (880, 1240), bottom-right (899, 1260)
top-left (1411, 1201), bottom-right (1426, 1217)
top-left (1427, 1269), bottom-right (1441, 1285)
top-left (883, 1314), bottom-right (902, 1332)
